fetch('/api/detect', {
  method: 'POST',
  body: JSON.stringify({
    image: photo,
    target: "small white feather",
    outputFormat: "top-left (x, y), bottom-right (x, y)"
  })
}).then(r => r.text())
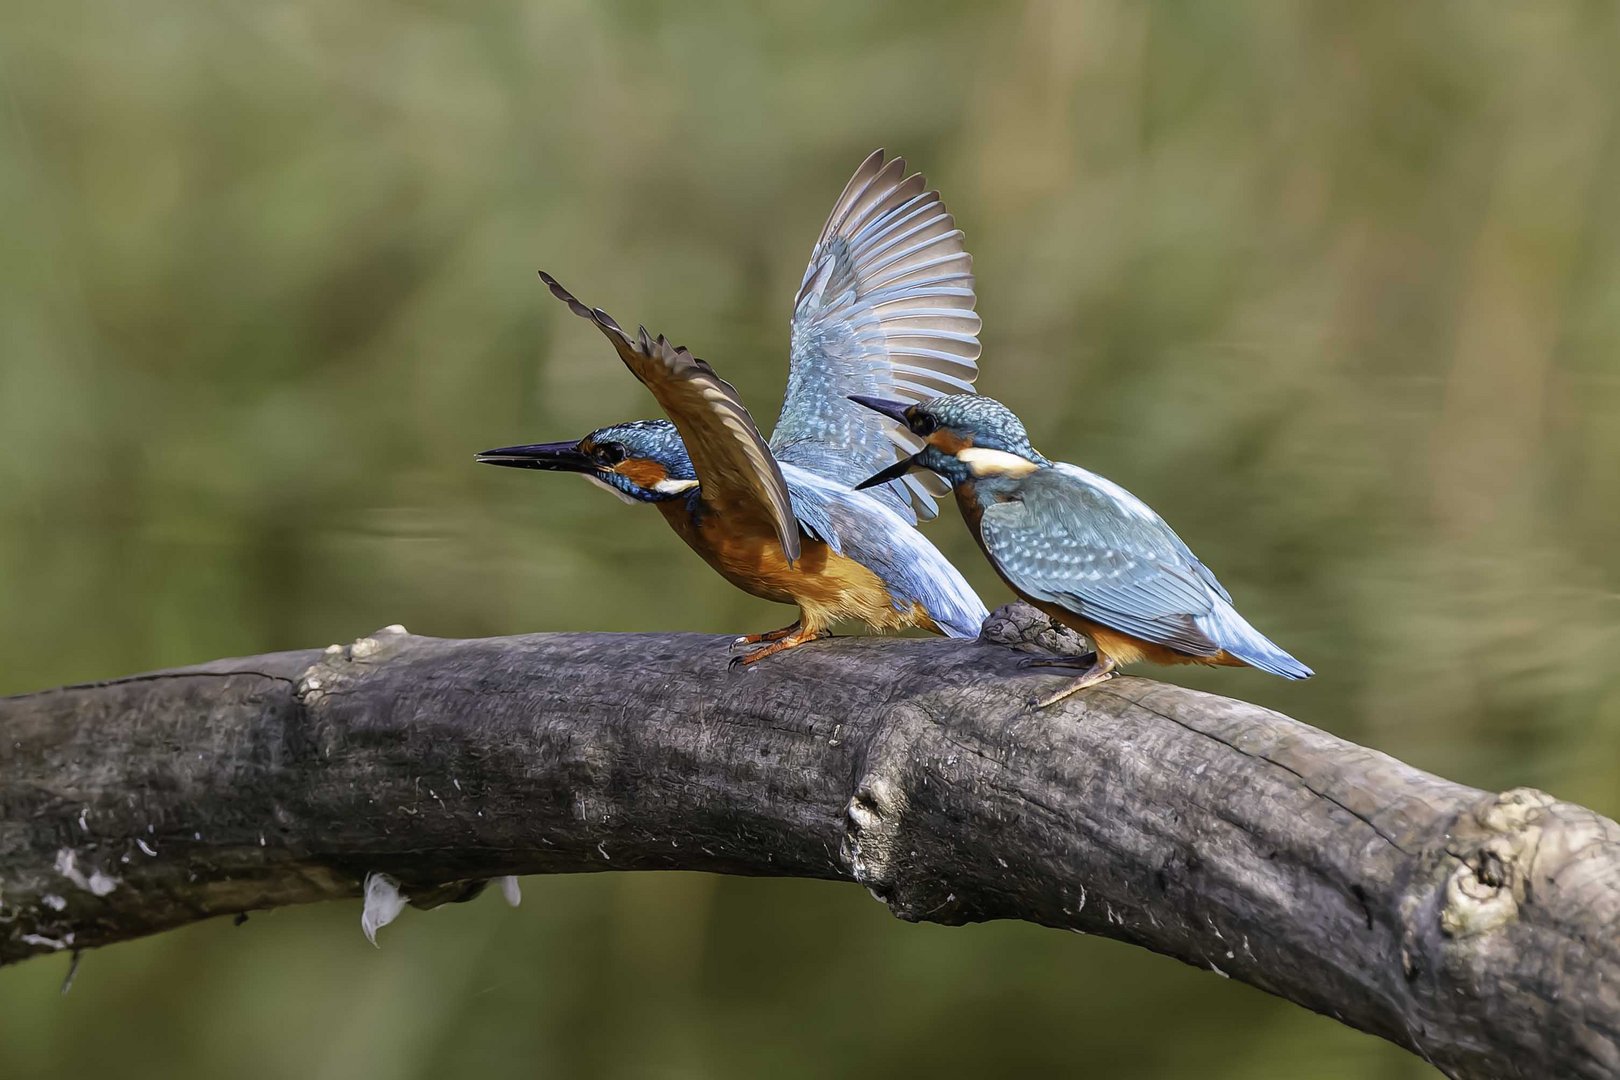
top-left (361, 872), bottom-right (408, 946)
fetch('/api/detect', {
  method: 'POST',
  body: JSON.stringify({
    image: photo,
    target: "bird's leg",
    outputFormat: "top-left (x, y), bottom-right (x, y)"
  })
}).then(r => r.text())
top-left (729, 623), bottom-right (831, 668)
top-left (1030, 654), bottom-right (1118, 709)
top-left (1017, 651), bottom-right (1099, 670)
top-left (731, 622), bottom-right (802, 650)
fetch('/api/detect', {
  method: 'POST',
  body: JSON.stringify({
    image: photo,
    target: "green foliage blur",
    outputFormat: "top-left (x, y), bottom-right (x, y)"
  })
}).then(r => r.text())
top-left (4, 2), bottom-right (1618, 1076)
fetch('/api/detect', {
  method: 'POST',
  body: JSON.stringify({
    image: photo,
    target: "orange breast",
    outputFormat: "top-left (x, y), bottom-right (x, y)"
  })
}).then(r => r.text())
top-left (1018, 597), bottom-right (1243, 669)
top-left (656, 501), bottom-right (926, 634)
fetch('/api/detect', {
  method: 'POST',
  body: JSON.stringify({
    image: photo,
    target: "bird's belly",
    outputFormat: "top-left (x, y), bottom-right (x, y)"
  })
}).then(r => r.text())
top-left (1018, 594), bottom-right (1241, 669)
top-left (660, 505), bottom-right (924, 633)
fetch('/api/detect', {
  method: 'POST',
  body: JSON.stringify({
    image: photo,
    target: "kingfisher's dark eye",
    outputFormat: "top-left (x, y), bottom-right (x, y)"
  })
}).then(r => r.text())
top-left (908, 412), bottom-right (937, 436)
top-left (594, 442), bottom-right (627, 466)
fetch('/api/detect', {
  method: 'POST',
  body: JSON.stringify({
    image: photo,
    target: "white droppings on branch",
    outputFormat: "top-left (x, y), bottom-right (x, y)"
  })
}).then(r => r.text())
top-left (498, 876), bottom-right (522, 907)
top-left (54, 849), bottom-right (118, 896)
top-left (360, 872), bottom-right (408, 946)
top-left (20, 932), bottom-right (72, 951)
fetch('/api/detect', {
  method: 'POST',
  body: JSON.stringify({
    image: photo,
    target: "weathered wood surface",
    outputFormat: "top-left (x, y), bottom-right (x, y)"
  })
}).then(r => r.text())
top-left (2, 611), bottom-right (1616, 1079)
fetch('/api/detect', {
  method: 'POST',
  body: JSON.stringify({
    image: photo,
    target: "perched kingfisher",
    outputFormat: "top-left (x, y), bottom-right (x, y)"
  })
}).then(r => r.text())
top-left (851, 394), bottom-right (1312, 706)
top-left (478, 151), bottom-right (989, 663)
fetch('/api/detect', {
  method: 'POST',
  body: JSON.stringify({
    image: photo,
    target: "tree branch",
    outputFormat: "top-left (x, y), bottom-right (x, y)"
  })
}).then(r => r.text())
top-left (2, 612), bottom-right (1615, 1079)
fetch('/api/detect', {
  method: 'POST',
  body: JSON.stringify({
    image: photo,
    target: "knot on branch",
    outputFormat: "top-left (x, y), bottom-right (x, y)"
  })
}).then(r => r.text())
top-left (979, 602), bottom-right (1092, 656)
top-left (297, 624), bottom-right (412, 704)
top-left (1439, 787), bottom-right (1555, 939)
top-left (840, 777), bottom-right (907, 898)
top-left (836, 707), bottom-right (965, 923)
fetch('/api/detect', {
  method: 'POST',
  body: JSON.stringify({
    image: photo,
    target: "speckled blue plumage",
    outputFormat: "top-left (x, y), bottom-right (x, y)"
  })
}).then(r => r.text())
top-left (498, 152), bottom-right (993, 644)
top-left (769, 149), bottom-right (982, 522)
top-left (897, 395), bottom-right (1312, 677)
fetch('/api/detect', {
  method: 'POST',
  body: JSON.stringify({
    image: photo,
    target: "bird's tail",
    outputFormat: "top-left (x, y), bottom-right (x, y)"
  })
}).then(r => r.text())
top-left (889, 528), bottom-right (988, 639)
top-left (931, 590), bottom-right (991, 639)
top-left (829, 479), bottom-right (989, 639)
top-left (1198, 600), bottom-right (1313, 680)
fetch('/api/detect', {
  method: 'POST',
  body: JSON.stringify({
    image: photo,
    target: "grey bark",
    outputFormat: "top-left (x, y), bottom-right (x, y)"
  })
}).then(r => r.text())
top-left (1, 609), bottom-right (1616, 1079)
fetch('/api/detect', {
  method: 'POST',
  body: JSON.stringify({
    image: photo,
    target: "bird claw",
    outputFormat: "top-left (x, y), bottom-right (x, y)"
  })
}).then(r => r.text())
top-left (1031, 669), bottom-right (1116, 709)
top-left (731, 624), bottom-right (801, 651)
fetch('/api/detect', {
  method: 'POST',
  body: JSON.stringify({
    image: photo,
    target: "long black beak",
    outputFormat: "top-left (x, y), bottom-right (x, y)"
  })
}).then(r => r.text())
top-left (474, 440), bottom-right (595, 473)
top-left (854, 455), bottom-right (919, 491)
top-left (848, 394), bottom-right (912, 425)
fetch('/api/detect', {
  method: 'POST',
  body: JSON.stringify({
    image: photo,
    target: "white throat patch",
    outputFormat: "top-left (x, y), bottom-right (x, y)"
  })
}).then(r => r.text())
top-left (582, 474), bottom-right (638, 505)
top-left (581, 473), bottom-right (697, 503)
top-left (957, 447), bottom-right (1040, 478)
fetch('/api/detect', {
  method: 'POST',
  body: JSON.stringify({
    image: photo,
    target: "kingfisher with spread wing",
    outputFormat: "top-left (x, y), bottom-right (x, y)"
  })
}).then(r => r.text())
top-left (478, 151), bottom-right (988, 664)
top-left (851, 394), bottom-right (1312, 706)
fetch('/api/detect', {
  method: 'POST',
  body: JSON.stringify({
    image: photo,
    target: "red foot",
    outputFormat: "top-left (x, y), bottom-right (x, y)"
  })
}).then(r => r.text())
top-left (729, 625), bottom-right (830, 667)
top-left (732, 622), bottom-right (802, 648)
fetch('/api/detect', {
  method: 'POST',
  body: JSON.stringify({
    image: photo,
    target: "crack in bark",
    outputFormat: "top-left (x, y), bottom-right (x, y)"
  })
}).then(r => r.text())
top-left (1116, 684), bottom-right (1419, 857)
top-left (4, 667), bottom-right (303, 699)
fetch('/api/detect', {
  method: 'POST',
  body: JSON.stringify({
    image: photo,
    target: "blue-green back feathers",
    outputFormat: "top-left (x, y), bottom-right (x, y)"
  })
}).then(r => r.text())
top-left (976, 462), bottom-right (1310, 678)
top-left (979, 466), bottom-right (1222, 656)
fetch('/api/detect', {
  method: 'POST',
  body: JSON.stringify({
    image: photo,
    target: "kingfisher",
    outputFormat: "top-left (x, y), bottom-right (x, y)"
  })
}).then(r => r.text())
top-left (851, 394), bottom-right (1312, 706)
top-left (477, 151), bottom-right (989, 664)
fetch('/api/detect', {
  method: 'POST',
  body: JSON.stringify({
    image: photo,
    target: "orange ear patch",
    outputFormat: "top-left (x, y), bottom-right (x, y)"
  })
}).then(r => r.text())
top-left (615, 457), bottom-right (669, 488)
top-left (927, 429), bottom-right (973, 455)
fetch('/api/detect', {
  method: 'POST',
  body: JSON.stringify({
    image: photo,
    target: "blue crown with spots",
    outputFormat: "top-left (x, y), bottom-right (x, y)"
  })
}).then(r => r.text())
top-left (922, 395), bottom-right (1040, 459)
top-left (586, 419), bottom-right (697, 480)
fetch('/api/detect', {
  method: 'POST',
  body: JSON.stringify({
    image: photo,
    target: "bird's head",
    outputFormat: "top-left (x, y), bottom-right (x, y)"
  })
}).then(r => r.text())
top-left (849, 394), bottom-right (1046, 491)
top-left (476, 419), bottom-right (698, 504)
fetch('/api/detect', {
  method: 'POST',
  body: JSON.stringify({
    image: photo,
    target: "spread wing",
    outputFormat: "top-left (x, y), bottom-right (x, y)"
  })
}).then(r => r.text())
top-left (770, 149), bottom-right (981, 522)
top-left (978, 466), bottom-right (1223, 656)
top-left (540, 272), bottom-right (800, 563)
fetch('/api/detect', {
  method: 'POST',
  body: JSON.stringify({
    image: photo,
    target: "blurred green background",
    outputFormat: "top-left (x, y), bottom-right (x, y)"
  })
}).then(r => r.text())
top-left (3, 1), bottom-right (1618, 1077)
